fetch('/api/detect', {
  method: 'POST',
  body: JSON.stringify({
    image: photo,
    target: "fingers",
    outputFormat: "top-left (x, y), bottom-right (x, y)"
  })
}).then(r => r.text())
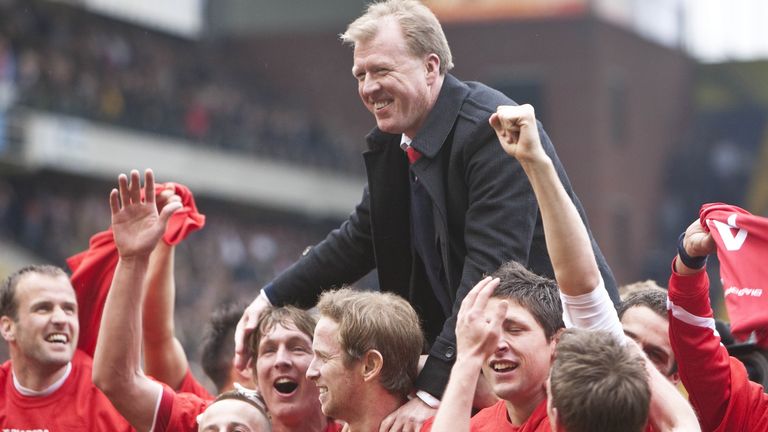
top-left (234, 305), bottom-right (260, 371)
top-left (144, 169), bottom-right (155, 206)
top-left (129, 170), bottom-right (141, 204)
top-left (488, 112), bottom-right (502, 131)
top-left (473, 277), bottom-right (500, 314)
top-left (118, 173), bottom-right (130, 208)
top-left (158, 201), bottom-right (183, 224)
top-left (489, 299), bottom-right (508, 329)
top-left (234, 319), bottom-right (249, 368)
top-left (109, 189), bottom-right (120, 215)
top-left (378, 412), bottom-right (396, 432)
top-left (461, 276), bottom-right (493, 312)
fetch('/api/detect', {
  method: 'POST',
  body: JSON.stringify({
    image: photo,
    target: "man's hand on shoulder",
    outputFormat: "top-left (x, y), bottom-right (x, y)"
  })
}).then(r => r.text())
top-left (234, 292), bottom-right (271, 371)
top-left (378, 397), bottom-right (436, 432)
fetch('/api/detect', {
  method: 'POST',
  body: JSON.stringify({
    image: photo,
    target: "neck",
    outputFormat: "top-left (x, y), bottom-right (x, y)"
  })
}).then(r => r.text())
top-left (346, 391), bottom-right (405, 432)
top-left (273, 408), bottom-right (328, 432)
top-left (504, 390), bottom-right (546, 426)
top-left (11, 356), bottom-right (70, 392)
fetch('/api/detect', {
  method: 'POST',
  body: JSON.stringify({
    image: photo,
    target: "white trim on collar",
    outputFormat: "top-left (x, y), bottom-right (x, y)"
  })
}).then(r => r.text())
top-left (13, 361), bottom-right (73, 397)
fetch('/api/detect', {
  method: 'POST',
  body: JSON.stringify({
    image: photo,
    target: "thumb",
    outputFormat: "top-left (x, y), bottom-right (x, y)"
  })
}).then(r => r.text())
top-left (159, 201), bottom-right (183, 225)
top-left (489, 113), bottom-right (502, 132)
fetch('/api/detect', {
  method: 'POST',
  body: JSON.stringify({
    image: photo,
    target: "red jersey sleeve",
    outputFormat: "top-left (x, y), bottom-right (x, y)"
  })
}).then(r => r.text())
top-left (152, 385), bottom-right (210, 432)
top-left (177, 368), bottom-right (214, 400)
top-left (667, 263), bottom-right (768, 431)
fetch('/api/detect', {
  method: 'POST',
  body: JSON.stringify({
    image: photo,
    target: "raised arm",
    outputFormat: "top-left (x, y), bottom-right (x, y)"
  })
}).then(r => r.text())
top-left (667, 219), bottom-right (735, 432)
top-left (142, 242), bottom-right (190, 389)
top-left (489, 105), bottom-right (599, 296)
top-left (142, 186), bottom-right (190, 390)
top-left (92, 169), bottom-right (182, 432)
top-left (430, 277), bottom-right (505, 432)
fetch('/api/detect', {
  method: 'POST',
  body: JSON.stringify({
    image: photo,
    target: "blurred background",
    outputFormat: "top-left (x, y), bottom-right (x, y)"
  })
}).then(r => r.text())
top-left (1, 0), bottom-right (767, 388)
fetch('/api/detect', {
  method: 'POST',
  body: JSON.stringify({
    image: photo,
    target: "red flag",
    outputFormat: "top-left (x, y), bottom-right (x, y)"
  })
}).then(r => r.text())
top-left (700, 203), bottom-right (768, 347)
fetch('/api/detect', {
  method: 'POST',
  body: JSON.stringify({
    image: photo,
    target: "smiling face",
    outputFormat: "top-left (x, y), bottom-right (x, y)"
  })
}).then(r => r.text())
top-left (306, 317), bottom-right (362, 422)
top-left (255, 321), bottom-right (320, 422)
top-left (482, 298), bottom-right (555, 406)
top-left (1, 273), bottom-right (79, 372)
top-left (352, 17), bottom-right (441, 139)
top-left (197, 399), bottom-right (270, 432)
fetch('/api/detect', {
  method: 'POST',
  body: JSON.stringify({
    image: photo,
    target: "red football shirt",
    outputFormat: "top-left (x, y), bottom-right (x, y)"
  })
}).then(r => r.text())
top-left (0, 350), bottom-right (132, 431)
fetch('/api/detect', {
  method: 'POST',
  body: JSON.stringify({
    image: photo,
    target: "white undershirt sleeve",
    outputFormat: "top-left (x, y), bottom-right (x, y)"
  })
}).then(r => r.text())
top-left (559, 277), bottom-right (625, 341)
top-left (149, 381), bottom-right (165, 432)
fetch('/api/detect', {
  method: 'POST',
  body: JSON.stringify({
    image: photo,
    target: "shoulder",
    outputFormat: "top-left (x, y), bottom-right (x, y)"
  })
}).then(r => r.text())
top-left (470, 400), bottom-right (509, 428)
top-left (459, 80), bottom-right (516, 124)
top-left (165, 390), bottom-right (210, 431)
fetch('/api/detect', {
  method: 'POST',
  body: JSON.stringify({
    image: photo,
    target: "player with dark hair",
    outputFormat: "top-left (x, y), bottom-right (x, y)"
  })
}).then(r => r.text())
top-left (0, 264), bottom-right (131, 430)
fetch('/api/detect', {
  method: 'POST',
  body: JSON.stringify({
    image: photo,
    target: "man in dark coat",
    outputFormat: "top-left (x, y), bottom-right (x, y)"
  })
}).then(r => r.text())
top-left (235, 1), bottom-right (617, 430)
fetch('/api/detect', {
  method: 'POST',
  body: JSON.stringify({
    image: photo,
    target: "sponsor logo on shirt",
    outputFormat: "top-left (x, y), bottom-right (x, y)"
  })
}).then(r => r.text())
top-left (724, 286), bottom-right (764, 297)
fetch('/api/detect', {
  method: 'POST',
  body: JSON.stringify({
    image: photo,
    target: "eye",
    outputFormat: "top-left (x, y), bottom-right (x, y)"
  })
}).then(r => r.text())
top-left (259, 346), bottom-right (276, 356)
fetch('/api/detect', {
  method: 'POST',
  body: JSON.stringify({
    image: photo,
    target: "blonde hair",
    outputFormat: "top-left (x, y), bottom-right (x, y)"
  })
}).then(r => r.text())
top-left (317, 288), bottom-right (424, 398)
top-left (340, 0), bottom-right (454, 74)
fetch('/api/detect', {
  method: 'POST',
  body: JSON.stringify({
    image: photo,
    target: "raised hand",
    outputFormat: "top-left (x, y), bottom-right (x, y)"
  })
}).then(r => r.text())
top-left (155, 184), bottom-right (182, 215)
top-left (489, 104), bottom-right (548, 165)
top-left (110, 169), bottom-right (182, 259)
top-left (234, 294), bottom-right (271, 371)
top-left (455, 276), bottom-right (506, 361)
top-left (682, 219), bottom-right (716, 258)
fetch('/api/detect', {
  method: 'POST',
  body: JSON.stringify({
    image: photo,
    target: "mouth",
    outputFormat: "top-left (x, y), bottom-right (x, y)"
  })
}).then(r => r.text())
top-left (373, 100), bottom-right (392, 111)
top-left (489, 359), bottom-right (519, 374)
top-left (273, 377), bottom-right (299, 395)
top-left (45, 333), bottom-right (69, 345)
top-left (317, 386), bottom-right (328, 403)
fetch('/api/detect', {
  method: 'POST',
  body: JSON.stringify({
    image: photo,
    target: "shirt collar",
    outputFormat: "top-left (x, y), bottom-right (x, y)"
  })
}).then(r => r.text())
top-left (13, 361), bottom-right (72, 397)
top-left (400, 134), bottom-right (412, 152)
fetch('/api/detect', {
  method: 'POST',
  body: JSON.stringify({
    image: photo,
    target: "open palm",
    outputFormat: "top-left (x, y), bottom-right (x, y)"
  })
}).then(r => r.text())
top-left (110, 169), bottom-right (181, 258)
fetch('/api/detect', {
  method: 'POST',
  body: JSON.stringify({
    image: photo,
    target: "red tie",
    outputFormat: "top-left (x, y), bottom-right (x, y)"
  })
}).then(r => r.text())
top-left (406, 146), bottom-right (422, 164)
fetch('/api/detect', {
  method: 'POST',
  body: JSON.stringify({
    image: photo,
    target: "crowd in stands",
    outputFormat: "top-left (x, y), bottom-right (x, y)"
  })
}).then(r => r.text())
top-left (0, 0), bottom-right (361, 173)
top-left (1, 1), bottom-right (766, 431)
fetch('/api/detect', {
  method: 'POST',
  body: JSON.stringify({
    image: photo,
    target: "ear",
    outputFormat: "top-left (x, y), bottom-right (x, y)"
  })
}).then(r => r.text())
top-left (548, 328), bottom-right (564, 361)
top-left (361, 349), bottom-right (384, 382)
top-left (669, 371), bottom-right (681, 386)
top-left (424, 53), bottom-right (441, 85)
top-left (551, 407), bottom-right (564, 431)
top-left (0, 316), bottom-right (15, 342)
top-left (236, 361), bottom-right (254, 389)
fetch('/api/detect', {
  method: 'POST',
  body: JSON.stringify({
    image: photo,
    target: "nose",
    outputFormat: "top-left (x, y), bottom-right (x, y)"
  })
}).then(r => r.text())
top-left (306, 356), bottom-right (320, 381)
top-left (50, 306), bottom-right (68, 324)
top-left (495, 339), bottom-right (509, 354)
top-left (274, 345), bottom-right (292, 369)
top-left (360, 74), bottom-right (380, 98)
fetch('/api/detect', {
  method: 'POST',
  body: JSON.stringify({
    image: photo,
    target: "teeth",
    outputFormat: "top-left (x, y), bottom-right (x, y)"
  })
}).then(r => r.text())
top-left (492, 361), bottom-right (516, 372)
top-left (46, 334), bottom-right (68, 343)
top-left (374, 101), bottom-right (391, 109)
top-left (275, 378), bottom-right (294, 385)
